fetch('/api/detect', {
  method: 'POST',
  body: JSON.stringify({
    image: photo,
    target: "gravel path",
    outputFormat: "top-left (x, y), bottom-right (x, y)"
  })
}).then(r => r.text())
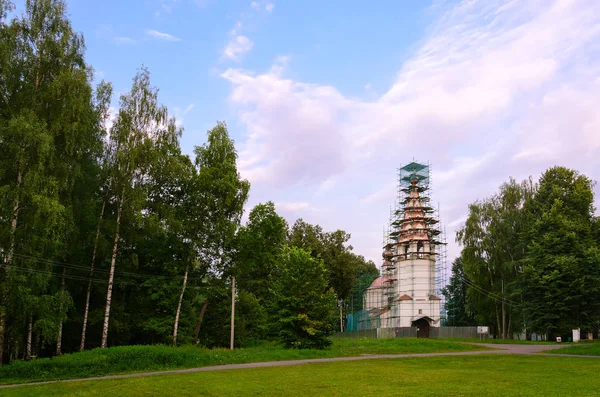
top-left (1, 343), bottom-right (597, 390)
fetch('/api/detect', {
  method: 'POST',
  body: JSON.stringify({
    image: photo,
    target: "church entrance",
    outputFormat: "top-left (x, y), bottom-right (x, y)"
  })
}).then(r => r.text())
top-left (413, 318), bottom-right (430, 338)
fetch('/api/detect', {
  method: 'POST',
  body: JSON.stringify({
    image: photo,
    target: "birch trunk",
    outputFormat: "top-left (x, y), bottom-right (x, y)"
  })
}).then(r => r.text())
top-left (56, 267), bottom-right (66, 355)
top-left (25, 315), bottom-right (32, 360)
top-left (101, 189), bottom-right (125, 348)
top-left (194, 301), bottom-right (209, 342)
top-left (0, 309), bottom-right (5, 366)
top-left (172, 267), bottom-right (189, 346)
top-left (80, 190), bottom-right (109, 351)
top-left (0, 165), bottom-right (23, 366)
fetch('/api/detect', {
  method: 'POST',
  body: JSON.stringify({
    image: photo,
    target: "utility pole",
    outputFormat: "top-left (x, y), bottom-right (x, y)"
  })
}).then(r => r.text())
top-left (501, 277), bottom-right (505, 340)
top-left (230, 277), bottom-right (235, 350)
top-left (339, 300), bottom-right (343, 332)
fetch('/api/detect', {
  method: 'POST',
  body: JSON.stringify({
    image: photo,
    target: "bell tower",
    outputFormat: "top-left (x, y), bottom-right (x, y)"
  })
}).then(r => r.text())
top-left (380, 162), bottom-right (444, 330)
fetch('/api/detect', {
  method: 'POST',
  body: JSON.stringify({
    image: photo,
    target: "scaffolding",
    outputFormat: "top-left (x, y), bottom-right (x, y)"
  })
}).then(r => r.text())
top-left (350, 161), bottom-right (448, 331)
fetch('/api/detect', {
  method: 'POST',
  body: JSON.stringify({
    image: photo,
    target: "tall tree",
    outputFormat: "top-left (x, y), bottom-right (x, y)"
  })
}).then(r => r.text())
top-left (174, 122), bottom-right (249, 346)
top-left (101, 67), bottom-right (180, 348)
top-left (0, 0), bottom-right (101, 363)
top-left (233, 201), bottom-right (287, 302)
top-left (457, 177), bottom-right (534, 338)
top-left (521, 166), bottom-right (600, 337)
top-left (192, 122), bottom-right (250, 276)
top-left (269, 246), bottom-right (337, 349)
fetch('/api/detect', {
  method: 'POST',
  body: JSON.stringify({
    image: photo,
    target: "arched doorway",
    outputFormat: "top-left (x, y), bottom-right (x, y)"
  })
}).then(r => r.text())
top-left (413, 318), bottom-right (431, 338)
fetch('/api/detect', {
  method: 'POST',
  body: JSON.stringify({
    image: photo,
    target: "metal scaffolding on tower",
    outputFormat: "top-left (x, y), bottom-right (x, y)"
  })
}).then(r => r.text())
top-left (346, 161), bottom-right (448, 332)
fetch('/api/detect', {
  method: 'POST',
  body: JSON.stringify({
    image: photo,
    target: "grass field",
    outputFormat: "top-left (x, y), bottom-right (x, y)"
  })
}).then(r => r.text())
top-left (2, 355), bottom-right (598, 396)
top-left (445, 338), bottom-right (557, 344)
top-left (0, 338), bottom-right (486, 386)
top-left (545, 340), bottom-right (600, 355)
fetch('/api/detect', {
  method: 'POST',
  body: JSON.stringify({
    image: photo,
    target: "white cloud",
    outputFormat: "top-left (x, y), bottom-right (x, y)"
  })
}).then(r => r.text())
top-left (265, 2), bottom-right (274, 12)
top-left (184, 104), bottom-right (195, 115)
top-left (222, 35), bottom-right (254, 61)
top-left (145, 29), bottom-right (182, 42)
top-left (114, 37), bottom-right (136, 44)
top-left (275, 202), bottom-right (310, 212)
top-left (230, 22), bottom-right (243, 36)
top-left (222, 0), bottom-right (600, 264)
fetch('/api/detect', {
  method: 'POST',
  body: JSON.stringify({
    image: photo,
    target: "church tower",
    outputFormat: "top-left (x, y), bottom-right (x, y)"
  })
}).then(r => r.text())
top-left (362, 161), bottom-right (445, 335)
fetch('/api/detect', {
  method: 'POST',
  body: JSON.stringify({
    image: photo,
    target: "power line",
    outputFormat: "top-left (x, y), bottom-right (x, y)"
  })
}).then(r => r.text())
top-left (11, 252), bottom-right (202, 282)
top-left (456, 273), bottom-right (520, 307)
top-left (1, 264), bottom-right (206, 290)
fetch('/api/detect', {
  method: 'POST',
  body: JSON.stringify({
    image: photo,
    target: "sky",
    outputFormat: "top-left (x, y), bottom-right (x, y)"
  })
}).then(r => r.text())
top-left (11, 0), bottom-right (600, 271)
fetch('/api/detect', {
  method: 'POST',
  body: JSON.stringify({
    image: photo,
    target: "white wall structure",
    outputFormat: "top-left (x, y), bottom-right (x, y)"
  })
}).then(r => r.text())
top-left (362, 162), bottom-right (443, 336)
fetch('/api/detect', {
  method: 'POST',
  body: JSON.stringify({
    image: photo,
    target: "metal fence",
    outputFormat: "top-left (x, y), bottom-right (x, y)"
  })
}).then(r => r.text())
top-left (335, 326), bottom-right (484, 339)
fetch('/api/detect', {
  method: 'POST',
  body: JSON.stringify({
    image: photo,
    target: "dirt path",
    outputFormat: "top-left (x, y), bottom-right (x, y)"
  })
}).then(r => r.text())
top-left (1, 343), bottom-right (597, 390)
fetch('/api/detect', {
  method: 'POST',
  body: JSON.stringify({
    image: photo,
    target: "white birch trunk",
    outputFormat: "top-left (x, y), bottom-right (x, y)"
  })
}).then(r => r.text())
top-left (56, 268), bottom-right (66, 355)
top-left (80, 191), bottom-right (109, 351)
top-left (101, 189), bottom-right (124, 348)
top-left (26, 316), bottom-right (32, 360)
top-left (0, 166), bottom-right (23, 366)
top-left (172, 268), bottom-right (189, 346)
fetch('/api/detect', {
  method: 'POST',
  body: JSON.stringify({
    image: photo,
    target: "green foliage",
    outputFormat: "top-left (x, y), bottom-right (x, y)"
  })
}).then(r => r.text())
top-left (520, 167), bottom-right (600, 337)
top-left (442, 258), bottom-right (476, 326)
top-left (457, 166), bottom-right (600, 339)
top-left (233, 201), bottom-right (287, 302)
top-left (457, 177), bottom-right (535, 337)
top-left (192, 122), bottom-right (250, 276)
top-left (287, 218), bottom-right (378, 329)
top-left (269, 246), bottom-right (337, 349)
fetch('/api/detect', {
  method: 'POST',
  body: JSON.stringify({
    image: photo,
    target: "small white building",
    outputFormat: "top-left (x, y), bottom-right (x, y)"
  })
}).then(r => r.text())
top-left (362, 162), bottom-right (442, 337)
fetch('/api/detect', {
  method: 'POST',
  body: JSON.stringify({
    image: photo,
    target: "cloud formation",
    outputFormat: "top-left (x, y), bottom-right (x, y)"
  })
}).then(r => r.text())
top-left (222, 35), bottom-right (254, 61)
top-left (145, 29), bottom-right (181, 42)
top-left (222, 0), bottom-right (600, 266)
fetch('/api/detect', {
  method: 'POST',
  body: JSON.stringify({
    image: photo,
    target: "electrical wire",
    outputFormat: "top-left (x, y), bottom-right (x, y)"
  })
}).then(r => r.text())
top-left (11, 252), bottom-right (203, 282)
top-left (456, 273), bottom-right (520, 307)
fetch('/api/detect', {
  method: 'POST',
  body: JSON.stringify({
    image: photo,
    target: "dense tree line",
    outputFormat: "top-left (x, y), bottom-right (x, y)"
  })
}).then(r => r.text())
top-left (0, 0), bottom-right (377, 364)
top-left (447, 167), bottom-right (600, 339)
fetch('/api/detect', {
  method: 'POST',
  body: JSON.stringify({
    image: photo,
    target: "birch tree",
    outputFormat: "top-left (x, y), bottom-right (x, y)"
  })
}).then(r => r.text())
top-left (0, 0), bottom-right (99, 363)
top-left (101, 67), bottom-right (180, 348)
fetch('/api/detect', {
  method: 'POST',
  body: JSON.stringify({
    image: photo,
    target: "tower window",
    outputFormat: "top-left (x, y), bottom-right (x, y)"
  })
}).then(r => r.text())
top-left (417, 241), bottom-right (424, 258)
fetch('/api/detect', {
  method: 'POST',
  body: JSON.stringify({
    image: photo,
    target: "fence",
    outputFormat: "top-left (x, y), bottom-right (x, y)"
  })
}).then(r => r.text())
top-left (335, 326), bottom-right (484, 340)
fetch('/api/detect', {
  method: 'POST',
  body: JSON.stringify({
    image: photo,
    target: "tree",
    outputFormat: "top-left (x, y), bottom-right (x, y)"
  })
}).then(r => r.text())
top-left (520, 166), bottom-right (600, 337)
top-left (192, 122), bottom-right (250, 276)
top-left (269, 246), bottom-right (337, 349)
top-left (442, 258), bottom-right (476, 326)
top-left (0, 0), bottom-right (102, 362)
top-left (233, 201), bottom-right (287, 302)
top-left (457, 177), bottom-right (534, 338)
top-left (174, 122), bottom-right (249, 346)
top-left (101, 66), bottom-right (180, 348)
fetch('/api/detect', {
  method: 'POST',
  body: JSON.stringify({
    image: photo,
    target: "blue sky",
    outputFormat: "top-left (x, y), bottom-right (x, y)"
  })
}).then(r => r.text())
top-left (10, 0), bottom-right (600, 269)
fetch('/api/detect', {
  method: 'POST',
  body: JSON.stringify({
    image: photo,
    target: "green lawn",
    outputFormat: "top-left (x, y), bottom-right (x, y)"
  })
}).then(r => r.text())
top-left (0, 338), bottom-right (486, 386)
top-left (445, 337), bottom-right (559, 344)
top-left (2, 355), bottom-right (598, 396)
top-left (545, 340), bottom-right (600, 356)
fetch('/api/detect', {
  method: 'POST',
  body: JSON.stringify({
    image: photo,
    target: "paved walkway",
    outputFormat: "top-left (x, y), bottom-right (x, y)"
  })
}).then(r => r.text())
top-left (1, 343), bottom-right (598, 390)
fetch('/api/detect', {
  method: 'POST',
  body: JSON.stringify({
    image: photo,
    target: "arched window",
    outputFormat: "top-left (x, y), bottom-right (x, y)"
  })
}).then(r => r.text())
top-left (417, 241), bottom-right (424, 258)
top-left (404, 244), bottom-right (409, 259)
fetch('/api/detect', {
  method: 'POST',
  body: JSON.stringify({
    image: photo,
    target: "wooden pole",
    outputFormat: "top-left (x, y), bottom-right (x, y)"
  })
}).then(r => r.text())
top-left (230, 277), bottom-right (235, 350)
top-left (339, 302), bottom-right (343, 332)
